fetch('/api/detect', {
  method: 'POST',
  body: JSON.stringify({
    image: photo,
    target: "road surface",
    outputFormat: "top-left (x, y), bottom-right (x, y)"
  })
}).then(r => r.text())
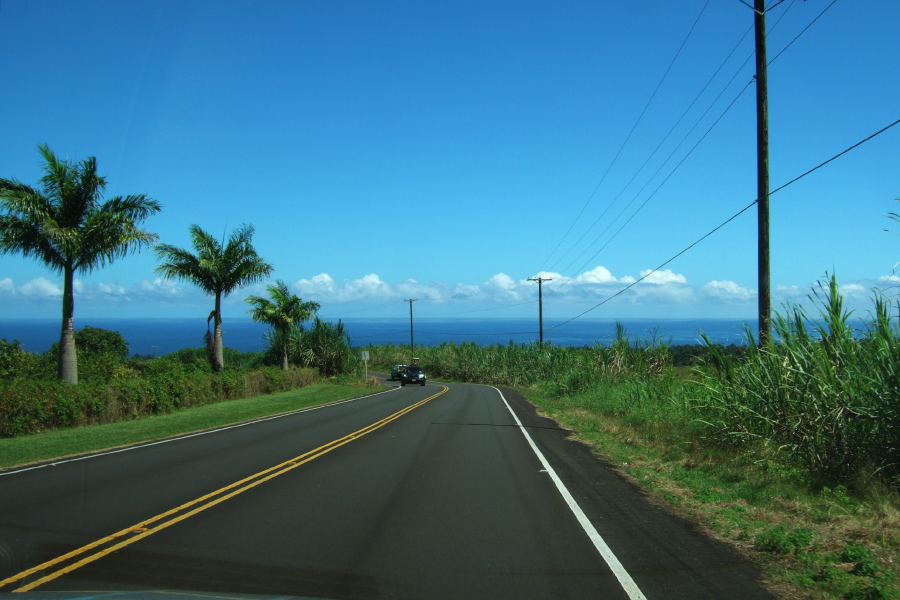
top-left (0, 379), bottom-right (772, 599)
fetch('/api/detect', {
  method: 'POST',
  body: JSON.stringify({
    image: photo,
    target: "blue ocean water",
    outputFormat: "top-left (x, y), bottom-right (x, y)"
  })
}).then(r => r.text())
top-left (0, 317), bottom-right (756, 357)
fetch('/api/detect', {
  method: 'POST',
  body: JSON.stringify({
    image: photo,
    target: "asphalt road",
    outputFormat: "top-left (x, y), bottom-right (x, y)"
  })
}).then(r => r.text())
top-left (0, 379), bottom-right (773, 599)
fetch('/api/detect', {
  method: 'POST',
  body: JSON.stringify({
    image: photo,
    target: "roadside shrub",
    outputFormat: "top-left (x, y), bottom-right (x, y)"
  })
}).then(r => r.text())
top-left (165, 347), bottom-right (214, 372)
top-left (45, 326), bottom-right (130, 361)
top-left (843, 544), bottom-right (882, 577)
top-left (126, 357), bottom-right (187, 378)
top-left (163, 346), bottom-right (265, 372)
top-left (0, 339), bottom-right (50, 380)
top-left (244, 367), bottom-right (318, 396)
top-left (0, 366), bottom-right (318, 438)
top-left (754, 525), bottom-right (814, 555)
top-left (77, 352), bottom-right (140, 384)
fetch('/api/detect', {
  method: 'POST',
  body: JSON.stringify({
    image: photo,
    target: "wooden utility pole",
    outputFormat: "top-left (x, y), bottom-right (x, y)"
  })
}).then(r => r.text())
top-left (754, 0), bottom-right (772, 345)
top-left (528, 277), bottom-right (552, 345)
top-left (404, 299), bottom-right (417, 356)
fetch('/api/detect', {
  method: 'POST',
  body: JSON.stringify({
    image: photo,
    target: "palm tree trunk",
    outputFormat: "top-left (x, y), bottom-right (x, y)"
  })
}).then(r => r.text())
top-left (58, 265), bottom-right (78, 384)
top-left (279, 325), bottom-right (290, 370)
top-left (213, 292), bottom-right (224, 372)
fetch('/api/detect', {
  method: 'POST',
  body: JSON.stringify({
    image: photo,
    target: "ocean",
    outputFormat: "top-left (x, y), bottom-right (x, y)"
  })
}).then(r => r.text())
top-left (0, 317), bottom-right (757, 357)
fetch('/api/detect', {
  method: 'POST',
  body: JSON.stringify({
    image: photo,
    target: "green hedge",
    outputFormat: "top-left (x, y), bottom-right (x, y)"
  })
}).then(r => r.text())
top-left (0, 367), bottom-right (318, 438)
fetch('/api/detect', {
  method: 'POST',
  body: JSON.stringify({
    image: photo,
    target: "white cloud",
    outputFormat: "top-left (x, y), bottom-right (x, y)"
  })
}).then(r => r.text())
top-left (285, 266), bottom-right (700, 309)
top-left (293, 273), bottom-right (395, 302)
top-left (136, 277), bottom-right (182, 297)
top-left (562, 268), bottom-right (688, 307)
top-left (839, 282), bottom-right (867, 295)
top-left (574, 266), bottom-right (617, 284)
top-left (774, 284), bottom-right (805, 301)
top-left (302, 273), bottom-right (337, 294)
top-left (397, 278), bottom-right (452, 301)
top-left (19, 277), bottom-right (62, 297)
top-left (483, 273), bottom-right (519, 297)
top-left (449, 283), bottom-right (482, 300)
top-left (639, 269), bottom-right (687, 285)
top-left (485, 273), bottom-right (516, 289)
top-left (522, 267), bottom-right (634, 288)
top-left (841, 283), bottom-right (866, 292)
top-left (98, 282), bottom-right (126, 295)
top-left (523, 270), bottom-right (563, 283)
top-left (344, 274), bottom-right (390, 299)
top-left (0, 277), bottom-right (13, 294)
top-left (295, 270), bottom-right (534, 304)
top-left (703, 280), bottom-right (754, 304)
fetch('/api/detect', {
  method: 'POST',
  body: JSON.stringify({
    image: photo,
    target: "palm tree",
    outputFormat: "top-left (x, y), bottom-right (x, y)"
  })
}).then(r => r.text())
top-left (246, 280), bottom-right (320, 370)
top-left (155, 224), bottom-right (273, 371)
top-left (0, 144), bottom-right (160, 383)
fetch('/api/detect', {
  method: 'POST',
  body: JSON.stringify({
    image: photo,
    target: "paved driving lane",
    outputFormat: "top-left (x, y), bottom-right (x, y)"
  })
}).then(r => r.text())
top-left (0, 381), bottom-right (772, 599)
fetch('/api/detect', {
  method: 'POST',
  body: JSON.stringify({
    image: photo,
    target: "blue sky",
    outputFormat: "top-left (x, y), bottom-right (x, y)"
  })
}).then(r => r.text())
top-left (1, 0), bottom-right (898, 325)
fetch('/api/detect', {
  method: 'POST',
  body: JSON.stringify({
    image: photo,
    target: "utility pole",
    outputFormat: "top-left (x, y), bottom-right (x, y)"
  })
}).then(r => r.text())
top-left (404, 299), bottom-right (417, 357)
top-left (753, 0), bottom-right (771, 345)
top-left (528, 277), bottom-right (552, 345)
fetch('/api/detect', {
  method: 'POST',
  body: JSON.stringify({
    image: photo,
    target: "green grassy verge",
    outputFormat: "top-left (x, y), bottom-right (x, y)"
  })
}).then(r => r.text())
top-left (0, 383), bottom-right (370, 470)
top-left (524, 382), bottom-right (900, 600)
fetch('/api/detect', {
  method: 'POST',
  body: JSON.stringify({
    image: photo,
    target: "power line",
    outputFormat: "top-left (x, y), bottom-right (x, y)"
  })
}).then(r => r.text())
top-left (544, 2), bottom-right (801, 278)
top-left (545, 117), bottom-right (900, 333)
top-left (767, 0), bottom-right (839, 66)
top-left (546, 0), bottom-right (826, 295)
top-left (771, 118), bottom-right (900, 196)
top-left (545, 21), bottom-right (756, 275)
top-left (538, 0), bottom-right (712, 272)
top-left (549, 77), bottom-right (756, 296)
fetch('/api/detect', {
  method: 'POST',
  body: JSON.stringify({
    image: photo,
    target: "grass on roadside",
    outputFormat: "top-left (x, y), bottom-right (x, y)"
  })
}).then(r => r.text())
top-left (0, 382), bottom-right (372, 470)
top-left (525, 382), bottom-right (900, 600)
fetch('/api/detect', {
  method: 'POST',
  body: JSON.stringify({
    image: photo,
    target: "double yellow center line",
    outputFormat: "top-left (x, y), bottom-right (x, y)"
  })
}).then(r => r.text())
top-left (1, 385), bottom-right (448, 592)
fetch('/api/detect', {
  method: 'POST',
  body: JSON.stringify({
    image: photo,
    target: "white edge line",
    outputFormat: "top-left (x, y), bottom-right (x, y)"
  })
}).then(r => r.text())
top-left (490, 385), bottom-right (648, 600)
top-left (0, 386), bottom-right (401, 478)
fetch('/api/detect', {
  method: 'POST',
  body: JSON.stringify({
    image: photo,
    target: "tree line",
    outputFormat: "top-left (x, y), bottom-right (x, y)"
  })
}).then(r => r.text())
top-left (0, 144), bottom-right (336, 383)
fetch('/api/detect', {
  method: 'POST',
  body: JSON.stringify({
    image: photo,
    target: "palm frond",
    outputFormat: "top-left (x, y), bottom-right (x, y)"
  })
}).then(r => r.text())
top-left (156, 223), bottom-right (272, 300)
top-left (100, 194), bottom-right (162, 221)
top-left (155, 243), bottom-right (217, 294)
top-left (0, 179), bottom-right (53, 220)
top-left (77, 210), bottom-right (159, 272)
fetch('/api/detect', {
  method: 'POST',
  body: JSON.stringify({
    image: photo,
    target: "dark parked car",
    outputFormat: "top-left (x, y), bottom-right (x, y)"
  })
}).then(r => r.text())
top-left (390, 364), bottom-right (406, 381)
top-left (400, 365), bottom-right (426, 386)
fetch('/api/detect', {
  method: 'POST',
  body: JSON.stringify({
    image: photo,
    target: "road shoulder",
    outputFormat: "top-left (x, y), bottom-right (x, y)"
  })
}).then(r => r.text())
top-left (496, 385), bottom-right (776, 600)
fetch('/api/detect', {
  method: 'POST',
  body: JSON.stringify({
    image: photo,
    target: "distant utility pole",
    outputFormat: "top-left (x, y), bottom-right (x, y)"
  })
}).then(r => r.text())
top-left (404, 299), bottom-right (417, 356)
top-left (748, 0), bottom-right (772, 345)
top-left (528, 277), bottom-right (552, 345)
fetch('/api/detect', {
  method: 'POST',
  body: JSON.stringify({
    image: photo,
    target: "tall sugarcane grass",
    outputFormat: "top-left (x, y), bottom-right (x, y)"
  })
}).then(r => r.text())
top-left (696, 274), bottom-right (900, 489)
top-left (366, 321), bottom-right (671, 396)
